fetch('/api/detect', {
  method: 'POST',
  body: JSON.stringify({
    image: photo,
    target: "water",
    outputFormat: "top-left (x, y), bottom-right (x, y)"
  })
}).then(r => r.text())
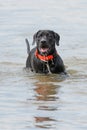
top-left (0, 0), bottom-right (87, 130)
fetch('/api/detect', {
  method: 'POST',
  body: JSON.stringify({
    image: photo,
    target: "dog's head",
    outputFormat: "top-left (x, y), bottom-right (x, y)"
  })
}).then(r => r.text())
top-left (32, 30), bottom-right (60, 55)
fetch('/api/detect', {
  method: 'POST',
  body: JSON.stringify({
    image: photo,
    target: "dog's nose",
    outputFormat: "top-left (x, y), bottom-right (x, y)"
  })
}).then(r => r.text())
top-left (41, 39), bottom-right (47, 44)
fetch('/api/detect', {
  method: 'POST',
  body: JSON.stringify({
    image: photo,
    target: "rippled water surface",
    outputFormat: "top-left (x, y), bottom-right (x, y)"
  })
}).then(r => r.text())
top-left (0, 0), bottom-right (87, 130)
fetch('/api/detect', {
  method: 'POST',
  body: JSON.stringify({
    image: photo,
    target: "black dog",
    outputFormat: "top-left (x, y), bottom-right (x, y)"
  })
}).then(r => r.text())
top-left (25, 30), bottom-right (66, 74)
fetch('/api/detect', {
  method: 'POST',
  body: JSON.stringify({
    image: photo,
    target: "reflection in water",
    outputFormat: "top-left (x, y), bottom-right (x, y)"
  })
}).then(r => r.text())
top-left (35, 82), bottom-right (61, 101)
top-left (34, 74), bottom-right (66, 83)
top-left (35, 117), bottom-right (56, 129)
top-left (33, 82), bottom-right (61, 129)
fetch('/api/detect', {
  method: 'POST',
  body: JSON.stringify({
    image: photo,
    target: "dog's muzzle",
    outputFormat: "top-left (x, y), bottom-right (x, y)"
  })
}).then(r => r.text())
top-left (39, 40), bottom-right (50, 54)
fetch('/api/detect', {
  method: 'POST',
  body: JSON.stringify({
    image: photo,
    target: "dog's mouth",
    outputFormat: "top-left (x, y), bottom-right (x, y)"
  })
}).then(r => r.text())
top-left (40, 48), bottom-right (49, 53)
top-left (39, 43), bottom-right (50, 55)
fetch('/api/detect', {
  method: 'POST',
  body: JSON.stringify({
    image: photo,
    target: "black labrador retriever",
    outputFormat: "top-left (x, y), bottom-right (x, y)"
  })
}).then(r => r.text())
top-left (25, 30), bottom-right (66, 74)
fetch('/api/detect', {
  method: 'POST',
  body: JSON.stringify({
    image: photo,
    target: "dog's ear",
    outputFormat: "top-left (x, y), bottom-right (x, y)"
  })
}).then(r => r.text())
top-left (32, 30), bottom-right (41, 45)
top-left (32, 32), bottom-right (37, 45)
top-left (54, 32), bottom-right (60, 46)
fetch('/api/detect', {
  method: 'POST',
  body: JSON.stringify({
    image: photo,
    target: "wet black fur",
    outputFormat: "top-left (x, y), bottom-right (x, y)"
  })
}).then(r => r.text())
top-left (26, 30), bottom-right (66, 74)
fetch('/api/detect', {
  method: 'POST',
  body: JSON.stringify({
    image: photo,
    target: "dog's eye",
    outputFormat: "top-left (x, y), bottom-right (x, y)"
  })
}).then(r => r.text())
top-left (49, 35), bottom-right (53, 39)
top-left (37, 34), bottom-right (42, 40)
top-left (38, 34), bottom-right (43, 37)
